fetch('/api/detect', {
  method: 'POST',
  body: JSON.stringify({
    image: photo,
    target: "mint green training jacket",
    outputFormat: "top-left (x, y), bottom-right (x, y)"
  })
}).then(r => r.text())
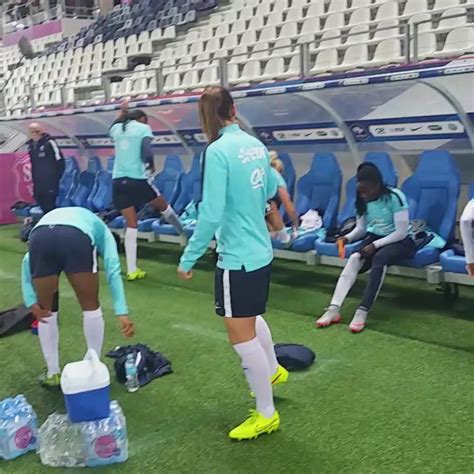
top-left (179, 123), bottom-right (278, 272)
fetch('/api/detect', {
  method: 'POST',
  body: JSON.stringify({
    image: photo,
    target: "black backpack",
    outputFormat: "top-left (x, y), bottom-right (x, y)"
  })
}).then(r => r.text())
top-left (0, 306), bottom-right (34, 337)
top-left (106, 344), bottom-right (172, 387)
top-left (274, 343), bottom-right (316, 371)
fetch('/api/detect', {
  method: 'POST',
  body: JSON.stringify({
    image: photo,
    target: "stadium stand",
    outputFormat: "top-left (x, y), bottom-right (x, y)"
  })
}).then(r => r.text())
top-left (0, 0), bottom-right (473, 115)
top-left (1, 0), bottom-right (473, 292)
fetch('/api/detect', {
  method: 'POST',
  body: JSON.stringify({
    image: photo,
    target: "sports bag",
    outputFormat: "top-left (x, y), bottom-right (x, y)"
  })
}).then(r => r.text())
top-left (0, 306), bottom-right (34, 337)
top-left (274, 343), bottom-right (316, 371)
top-left (106, 344), bottom-right (172, 387)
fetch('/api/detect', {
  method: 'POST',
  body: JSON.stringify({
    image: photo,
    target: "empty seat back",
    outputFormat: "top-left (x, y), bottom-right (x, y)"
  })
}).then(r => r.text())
top-left (278, 152), bottom-right (296, 200)
top-left (89, 170), bottom-right (113, 212)
top-left (107, 156), bottom-right (115, 173)
top-left (153, 155), bottom-right (184, 203)
top-left (70, 171), bottom-right (96, 208)
top-left (401, 151), bottom-right (460, 242)
top-left (58, 168), bottom-right (78, 207)
top-left (295, 153), bottom-right (342, 230)
top-left (337, 152), bottom-right (398, 225)
top-left (87, 155), bottom-right (102, 173)
top-left (173, 154), bottom-right (201, 215)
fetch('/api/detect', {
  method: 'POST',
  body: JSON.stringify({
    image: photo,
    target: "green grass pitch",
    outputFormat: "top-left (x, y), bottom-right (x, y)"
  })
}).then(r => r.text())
top-left (0, 224), bottom-right (473, 473)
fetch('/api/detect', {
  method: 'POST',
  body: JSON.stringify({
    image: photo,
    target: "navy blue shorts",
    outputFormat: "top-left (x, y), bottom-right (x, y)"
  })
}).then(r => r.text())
top-left (113, 178), bottom-right (160, 210)
top-left (29, 225), bottom-right (97, 278)
top-left (215, 264), bottom-right (271, 317)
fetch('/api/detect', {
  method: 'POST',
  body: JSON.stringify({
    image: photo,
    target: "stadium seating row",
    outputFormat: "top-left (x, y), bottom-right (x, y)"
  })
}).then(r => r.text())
top-left (15, 147), bottom-right (471, 288)
top-left (2, 0), bottom-right (473, 114)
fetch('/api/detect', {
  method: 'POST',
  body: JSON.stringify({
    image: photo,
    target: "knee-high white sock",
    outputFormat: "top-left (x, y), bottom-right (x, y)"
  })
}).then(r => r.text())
top-left (233, 338), bottom-right (275, 418)
top-left (38, 312), bottom-right (60, 376)
top-left (162, 205), bottom-right (184, 235)
top-left (124, 227), bottom-right (138, 274)
top-left (83, 308), bottom-right (104, 357)
top-left (274, 228), bottom-right (290, 244)
top-left (255, 316), bottom-right (279, 375)
top-left (330, 253), bottom-right (364, 307)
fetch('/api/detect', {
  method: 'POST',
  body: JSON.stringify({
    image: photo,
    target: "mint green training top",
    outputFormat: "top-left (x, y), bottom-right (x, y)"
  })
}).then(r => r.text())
top-left (179, 123), bottom-right (279, 273)
top-left (110, 120), bottom-right (153, 180)
top-left (21, 207), bottom-right (128, 316)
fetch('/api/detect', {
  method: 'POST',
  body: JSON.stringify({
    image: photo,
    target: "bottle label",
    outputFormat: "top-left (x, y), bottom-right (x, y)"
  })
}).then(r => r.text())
top-left (14, 426), bottom-right (34, 449)
top-left (95, 435), bottom-right (119, 458)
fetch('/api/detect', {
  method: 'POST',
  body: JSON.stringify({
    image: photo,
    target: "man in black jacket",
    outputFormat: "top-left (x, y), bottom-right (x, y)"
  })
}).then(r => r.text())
top-left (27, 123), bottom-right (65, 214)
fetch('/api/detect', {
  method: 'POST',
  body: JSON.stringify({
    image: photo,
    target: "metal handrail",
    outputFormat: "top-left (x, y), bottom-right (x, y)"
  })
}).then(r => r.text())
top-left (4, 11), bottom-right (473, 115)
top-left (411, 11), bottom-right (473, 62)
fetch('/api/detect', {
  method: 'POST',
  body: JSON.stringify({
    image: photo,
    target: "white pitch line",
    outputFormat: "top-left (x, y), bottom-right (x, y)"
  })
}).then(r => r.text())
top-left (171, 322), bottom-right (228, 341)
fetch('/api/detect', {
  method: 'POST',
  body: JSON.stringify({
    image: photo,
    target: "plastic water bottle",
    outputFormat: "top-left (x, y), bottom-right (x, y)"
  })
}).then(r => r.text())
top-left (124, 354), bottom-right (139, 393)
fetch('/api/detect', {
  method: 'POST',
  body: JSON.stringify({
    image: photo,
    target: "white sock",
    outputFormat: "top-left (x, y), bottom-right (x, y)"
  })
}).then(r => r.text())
top-left (83, 308), bottom-right (104, 357)
top-left (275, 228), bottom-right (290, 244)
top-left (38, 312), bottom-right (60, 376)
top-left (162, 205), bottom-right (184, 235)
top-left (330, 253), bottom-right (364, 307)
top-left (233, 338), bottom-right (275, 418)
top-left (255, 316), bottom-right (279, 375)
top-left (124, 227), bottom-right (138, 274)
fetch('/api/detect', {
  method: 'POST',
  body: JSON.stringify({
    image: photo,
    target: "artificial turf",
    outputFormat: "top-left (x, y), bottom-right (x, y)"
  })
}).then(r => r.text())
top-left (0, 224), bottom-right (473, 473)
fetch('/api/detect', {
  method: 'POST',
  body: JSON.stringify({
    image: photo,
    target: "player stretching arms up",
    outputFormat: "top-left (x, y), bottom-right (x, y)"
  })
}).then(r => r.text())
top-left (316, 163), bottom-right (417, 333)
top-left (460, 199), bottom-right (474, 276)
top-left (22, 207), bottom-right (134, 387)
top-left (178, 87), bottom-right (288, 440)
top-left (110, 107), bottom-right (185, 281)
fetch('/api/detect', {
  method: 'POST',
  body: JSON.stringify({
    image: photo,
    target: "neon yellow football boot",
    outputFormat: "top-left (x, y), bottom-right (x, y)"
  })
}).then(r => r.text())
top-left (271, 364), bottom-right (289, 387)
top-left (228, 410), bottom-right (280, 441)
top-left (127, 268), bottom-right (146, 281)
top-left (250, 365), bottom-right (289, 397)
top-left (39, 373), bottom-right (61, 388)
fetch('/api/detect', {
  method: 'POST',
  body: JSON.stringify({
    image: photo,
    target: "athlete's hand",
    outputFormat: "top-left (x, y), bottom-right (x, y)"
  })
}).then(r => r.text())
top-left (118, 316), bottom-right (135, 337)
top-left (466, 263), bottom-right (474, 278)
top-left (178, 268), bottom-right (193, 280)
top-left (31, 304), bottom-right (51, 323)
top-left (120, 100), bottom-right (129, 113)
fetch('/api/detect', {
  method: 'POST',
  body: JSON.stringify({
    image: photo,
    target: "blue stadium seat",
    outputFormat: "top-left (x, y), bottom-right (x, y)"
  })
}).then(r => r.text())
top-left (440, 250), bottom-right (467, 274)
top-left (68, 156), bottom-right (103, 209)
top-left (134, 155), bottom-right (184, 232)
top-left (57, 157), bottom-right (79, 207)
top-left (275, 153), bottom-right (342, 252)
top-left (87, 156), bottom-right (103, 173)
top-left (279, 152), bottom-right (296, 200)
top-left (28, 157), bottom-right (79, 219)
top-left (315, 152), bottom-right (397, 258)
top-left (107, 156), bottom-right (115, 173)
top-left (89, 171), bottom-right (113, 212)
top-left (152, 154), bottom-right (201, 236)
top-left (400, 151), bottom-right (460, 268)
top-left (70, 171), bottom-right (97, 209)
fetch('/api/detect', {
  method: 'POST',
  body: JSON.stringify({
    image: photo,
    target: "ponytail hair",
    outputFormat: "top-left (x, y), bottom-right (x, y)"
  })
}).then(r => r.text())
top-left (355, 162), bottom-right (392, 216)
top-left (198, 86), bottom-right (235, 143)
top-left (115, 109), bottom-right (148, 132)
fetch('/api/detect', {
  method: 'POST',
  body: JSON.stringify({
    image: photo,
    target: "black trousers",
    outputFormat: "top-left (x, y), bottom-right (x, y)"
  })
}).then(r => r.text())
top-left (359, 235), bottom-right (416, 310)
top-left (35, 191), bottom-right (58, 214)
